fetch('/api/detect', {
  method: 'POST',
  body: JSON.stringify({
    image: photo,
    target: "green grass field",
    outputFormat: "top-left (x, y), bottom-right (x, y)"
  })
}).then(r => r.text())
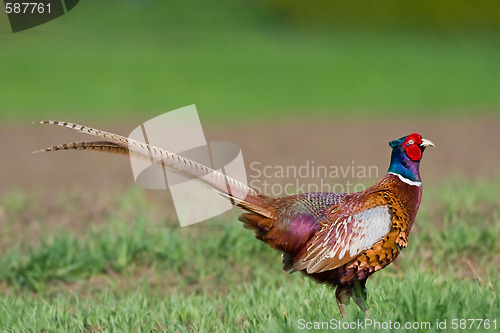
top-left (1, 178), bottom-right (498, 332)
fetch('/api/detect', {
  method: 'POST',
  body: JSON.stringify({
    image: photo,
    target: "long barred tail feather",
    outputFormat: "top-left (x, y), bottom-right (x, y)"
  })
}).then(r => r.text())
top-left (34, 121), bottom-right (273, 218)
top-left (33, 141), bottom-right (130, 156)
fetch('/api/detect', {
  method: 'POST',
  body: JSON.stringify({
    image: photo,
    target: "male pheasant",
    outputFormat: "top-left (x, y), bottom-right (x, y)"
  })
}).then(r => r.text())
top-left (35, 121), bottom-right (434, 317)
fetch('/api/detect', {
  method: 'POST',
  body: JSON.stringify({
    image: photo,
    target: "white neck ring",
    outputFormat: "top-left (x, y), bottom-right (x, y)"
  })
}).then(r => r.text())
top-left (388, 172), bottom-right (422, 186)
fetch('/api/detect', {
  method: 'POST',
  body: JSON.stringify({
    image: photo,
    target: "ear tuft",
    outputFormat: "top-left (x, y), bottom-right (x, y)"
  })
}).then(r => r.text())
top-left (389, 140), bottom-right (398, 148)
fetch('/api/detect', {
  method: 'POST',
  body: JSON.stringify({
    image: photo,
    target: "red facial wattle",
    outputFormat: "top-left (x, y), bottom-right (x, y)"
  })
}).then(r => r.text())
top-left (403, 133), bottom-right (422, 161)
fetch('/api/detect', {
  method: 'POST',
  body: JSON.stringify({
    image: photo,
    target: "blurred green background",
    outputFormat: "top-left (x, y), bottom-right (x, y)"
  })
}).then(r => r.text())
top-left (0, 0), bottom-right (499, 122)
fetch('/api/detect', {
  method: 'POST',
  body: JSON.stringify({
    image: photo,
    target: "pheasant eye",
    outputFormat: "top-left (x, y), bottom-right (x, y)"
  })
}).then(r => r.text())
top-left (408, 140), bottom-right (414, 145)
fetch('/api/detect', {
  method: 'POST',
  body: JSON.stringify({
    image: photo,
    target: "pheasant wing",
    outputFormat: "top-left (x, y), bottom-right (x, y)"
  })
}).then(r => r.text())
top-left (293, 205), bottom-right (393, 274)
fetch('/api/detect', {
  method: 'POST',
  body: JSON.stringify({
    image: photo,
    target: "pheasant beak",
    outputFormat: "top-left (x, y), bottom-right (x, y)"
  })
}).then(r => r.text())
top-left (420, 138), bottom-right (435, 148)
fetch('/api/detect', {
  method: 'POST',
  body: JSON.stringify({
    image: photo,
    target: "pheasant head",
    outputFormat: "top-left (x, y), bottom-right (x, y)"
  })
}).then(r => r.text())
top-left (387, 133), bottom-right (434, 185)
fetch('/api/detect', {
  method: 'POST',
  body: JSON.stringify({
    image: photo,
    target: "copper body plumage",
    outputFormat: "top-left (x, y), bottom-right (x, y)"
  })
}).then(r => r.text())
top-left (36, 121), bottom-right (433, 318)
